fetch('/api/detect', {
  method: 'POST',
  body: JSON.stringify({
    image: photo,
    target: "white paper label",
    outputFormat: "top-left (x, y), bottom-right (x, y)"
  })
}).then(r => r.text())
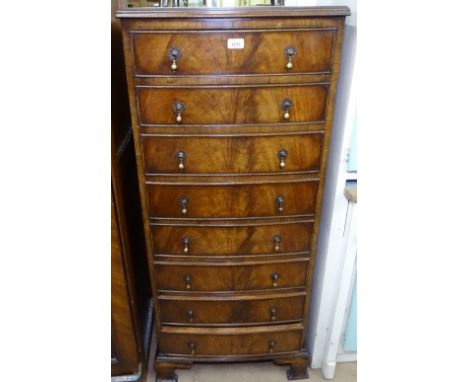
top-left (227, 38), bottom-right (244, 49)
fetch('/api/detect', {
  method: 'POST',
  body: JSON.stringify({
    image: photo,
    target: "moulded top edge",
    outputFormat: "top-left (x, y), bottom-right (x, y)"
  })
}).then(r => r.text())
top-left (116, 6), bottom-right (351, 19)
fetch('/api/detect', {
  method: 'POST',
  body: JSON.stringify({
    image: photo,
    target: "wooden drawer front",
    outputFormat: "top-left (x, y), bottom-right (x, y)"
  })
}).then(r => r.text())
top-left (142, 134), bottom-right (323, 175)
top-left (147, 181), bottom-right (318, 219)
top-left (132, 30), bottom-right (335, 76)
top-left (159, 295), bottom-right (305, 325)
top-left (155, 261), bottom-right (308, 292)
top-left (232, 261), bottom-right (308, 290)
top-left (152, 223), bottom-right (313, 256)
top-left (157, 264), bottom-right (231, 292)
top-left (138, 85), bottom-right (327, 125)
top-left (161, 328), bottom-right (302, 356)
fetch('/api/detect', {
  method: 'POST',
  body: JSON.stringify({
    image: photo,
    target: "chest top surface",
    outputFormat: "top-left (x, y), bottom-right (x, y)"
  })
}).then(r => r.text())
top-left (116, 6), bottom-right (351, 19)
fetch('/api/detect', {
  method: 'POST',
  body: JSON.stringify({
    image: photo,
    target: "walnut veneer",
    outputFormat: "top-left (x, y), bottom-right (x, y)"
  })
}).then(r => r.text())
top-left (112, 1), bottom-right (152, 379)
top-left (117, 6), bottom-right (349, 381)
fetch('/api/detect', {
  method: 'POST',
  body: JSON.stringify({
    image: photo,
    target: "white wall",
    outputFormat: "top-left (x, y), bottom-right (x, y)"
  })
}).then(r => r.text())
top-left (295, 0), bottom-right (357, 372)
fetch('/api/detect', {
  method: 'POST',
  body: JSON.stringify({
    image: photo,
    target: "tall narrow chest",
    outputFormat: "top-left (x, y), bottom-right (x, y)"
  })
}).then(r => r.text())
top-left (117, 6), bottom-right (350, 381)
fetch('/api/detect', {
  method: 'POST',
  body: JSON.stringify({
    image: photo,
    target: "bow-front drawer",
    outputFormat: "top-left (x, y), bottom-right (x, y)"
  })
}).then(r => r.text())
top-left (142, 134), bottom-right (323, 175)
top-left (159, 293), bottom-right (305, 325)
top-left (155, 259), bottom-right (308, 292)
top-left (151, 222), bottom-right (313, 256)
top-left (131, 29), bottom-right (335, 76)
top-left (147, 180), bottom-right (318, 219)
top-left (137, 85), bottom-right (327, 125)
top-left (160, 324), bottom-right (303, 357)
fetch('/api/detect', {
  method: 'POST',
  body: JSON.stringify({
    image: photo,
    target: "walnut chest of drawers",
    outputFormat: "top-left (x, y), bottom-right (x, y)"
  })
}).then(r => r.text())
top-left (117, 6), bottom-right (350, 381)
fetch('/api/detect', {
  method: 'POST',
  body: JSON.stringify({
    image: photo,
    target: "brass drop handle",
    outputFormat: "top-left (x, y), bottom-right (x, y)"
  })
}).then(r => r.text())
top-left (173, 101), bottom-right (185, 123)
top-left (281, 99), bottom-right (292, 120)
top-left (179, 197), bottom-right (189, 215)
top-left (278, 149), bottom-right (288, 169)
top-left (184, 274), bottom-right (192, 290)
top-left (187, 309), bottom-right (194, 323)
top-left (273, 235), bottom-right (282, 252)
top-left (284, 47), bottom-right (296, 71)
top-left (270, 306), bottom-right (277, 321)
top-left (188, 340), bottom-right (197, 355)
top-left (269, 339), bottom-right (277, 353)
top-left (276, 195), bottom-right (285, 213)
top-left (182, 237), bottom-right (190, 253)
top-left (271, 272), bottom-right (280, 288)
top-left (176, 150), bottom-right (186, 171)
top-left (169, 47), bottom-right (181, 73)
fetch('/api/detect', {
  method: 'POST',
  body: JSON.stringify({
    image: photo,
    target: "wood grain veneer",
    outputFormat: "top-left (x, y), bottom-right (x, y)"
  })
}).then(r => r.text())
top-left (112, 1), bottom-right (152, 380)
top-left (159, 293), bottom-right (305, 325)
top-left (117, 5), bottom-right (349, 381)
top-left (146, 180), bottom-right (319, 218)
top-left (151, 222), bottom-right (313, 256)
top-left (137, 85), bottom-right (328, 126)
top-left (132, 29), bottom-right (335, 76)
top-left (155, 258), bottom-right (309, 292)
top-left (141, 134), bottom-right (323, 175)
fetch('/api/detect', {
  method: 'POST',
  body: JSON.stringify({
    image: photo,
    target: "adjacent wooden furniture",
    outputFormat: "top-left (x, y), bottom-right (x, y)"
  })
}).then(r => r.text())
top-left (112, 0), bottom-right (153, 379)
top-left (117, 6), bottom-right (349, 381)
